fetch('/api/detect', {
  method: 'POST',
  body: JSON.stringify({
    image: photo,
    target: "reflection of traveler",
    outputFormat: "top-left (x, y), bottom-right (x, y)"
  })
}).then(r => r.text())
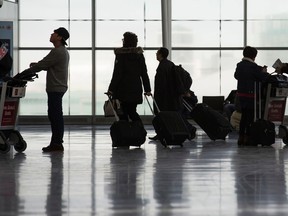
top-left (108, 32), bottom-right (151, 124)
top-left (149, 47), bottom-right (196, 141)
top-left (18, 27), bottom-right (70, 152)
top-left (234, 46), bottom-right (269, 146)
top-left (105, 149), bottom-right (147, 212)
top-left (46, 153), bottom-right (65, 215)
top-left (0, 40), bottom-right (13, 79)
top-left (0, 153), bottom-right (26, 215)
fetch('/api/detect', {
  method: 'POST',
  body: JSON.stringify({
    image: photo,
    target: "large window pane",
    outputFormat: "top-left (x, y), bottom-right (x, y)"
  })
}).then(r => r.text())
top-left (221, 21), bottom-right (243, 47)
top-left (19, 0), bottom-right (69, 19)
top-left (220, 50), bottom-right (242, 96)
top-left (247, 21), bottom-right (288, 47)
top-left (145, 0), bottom-right (161, 20)
top-left (96, 0), bottom-right (145, 20)
top-left (172, 21), bottom-right (220, 47)
top-left (70, 0), bottom-right (91, 20)
top-left (95, 50), bottom-right (114, 115)
top-left (70, 21), bottom-right (91, 47)
top-left (172, 0), bottom-right (220, 20)
top-left (19, 21), bottom-right (70, 47)
top-left (221, 0), bottom-right (243, 20)
top-left (96, 21), bottom-right (145, 47)
top-left (69, 51), bottom-right (92, 115)
top-left (248, 0), bottom-right (288, 19)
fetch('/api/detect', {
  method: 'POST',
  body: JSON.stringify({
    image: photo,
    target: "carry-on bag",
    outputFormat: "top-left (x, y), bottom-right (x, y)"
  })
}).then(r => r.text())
top-left (186, 100), bottom-right (233, 141)
top-left (145, 95), bottom-right (190, 147)
top-left (106, 93), bottom-right (147, 148)
top-left (249, 83), bottom-right (275, 146)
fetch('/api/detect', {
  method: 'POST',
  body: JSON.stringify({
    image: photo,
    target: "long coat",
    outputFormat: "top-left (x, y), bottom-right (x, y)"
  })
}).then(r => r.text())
top-left (154, 58), bottom-right (184, 112)
top-left (108, 47), bottom-right (151, 104)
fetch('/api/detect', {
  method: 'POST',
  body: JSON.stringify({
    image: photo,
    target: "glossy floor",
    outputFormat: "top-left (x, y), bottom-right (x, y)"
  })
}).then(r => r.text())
top-left (1, 125), bottom-right (288, 216)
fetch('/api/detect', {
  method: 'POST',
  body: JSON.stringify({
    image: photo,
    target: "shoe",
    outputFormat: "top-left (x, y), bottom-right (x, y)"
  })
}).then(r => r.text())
top-left (188, 127), bottom-right (196, 140)
top-left (42, 144), bottom-right (64, 152)
top-left (149, 135), bottom-right (158, 141)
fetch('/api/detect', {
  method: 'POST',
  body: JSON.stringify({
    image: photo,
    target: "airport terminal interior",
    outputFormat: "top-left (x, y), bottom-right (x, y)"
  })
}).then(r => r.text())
top-left (2, 0), bottom-right (288, 215)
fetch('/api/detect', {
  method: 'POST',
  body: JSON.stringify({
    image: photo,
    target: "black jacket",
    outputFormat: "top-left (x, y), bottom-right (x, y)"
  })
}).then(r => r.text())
top-left (108, 47), bottom-right (151, 104)
top-left (234, 58), bottom-right (269, 95)
top-left (154, 58), bottom-right (184, 112)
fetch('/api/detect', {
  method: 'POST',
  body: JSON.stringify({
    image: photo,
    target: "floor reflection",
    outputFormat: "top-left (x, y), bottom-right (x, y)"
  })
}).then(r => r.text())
top-left (0, 152), bottom-right (26, 215)
top-left (0, 125), bottom-right (288, 215)
top-left (45, 152), bottom-right (65, 216)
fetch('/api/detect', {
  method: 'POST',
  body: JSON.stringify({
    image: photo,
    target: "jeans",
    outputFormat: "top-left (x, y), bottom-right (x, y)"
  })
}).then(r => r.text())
top-left (47, 92), bottom-right (65, 145)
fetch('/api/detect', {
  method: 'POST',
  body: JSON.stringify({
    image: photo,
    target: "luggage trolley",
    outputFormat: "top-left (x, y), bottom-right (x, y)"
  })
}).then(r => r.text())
top-left (0, 78), bottom-right (29, 153)
top-left (263, 74), bottom-right (288, 144)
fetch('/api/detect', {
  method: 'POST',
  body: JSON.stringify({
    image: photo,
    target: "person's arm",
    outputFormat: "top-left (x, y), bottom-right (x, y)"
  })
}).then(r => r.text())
top-left (139, 54), bottom-right (151, 94)
top-left (21, 49), bottom-right (58, 75)
top-left (108, 54), bottom-right (123, 94)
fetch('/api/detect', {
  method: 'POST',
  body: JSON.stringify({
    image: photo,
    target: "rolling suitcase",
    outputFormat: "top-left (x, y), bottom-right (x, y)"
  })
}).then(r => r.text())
top-left (249, 83), bottom-right (275, 146)
top-left (186, 100), bottom-right (232, 141)
top-left (145, 95), bottom-right (190, 147)
top-left (106, 94), bottom-right (147, 148)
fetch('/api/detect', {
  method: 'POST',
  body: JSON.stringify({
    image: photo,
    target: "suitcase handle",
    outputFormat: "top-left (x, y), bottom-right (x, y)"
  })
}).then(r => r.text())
top-left (104, 93), bottom-right (120, 121)
top-left (183, 98), bottom-right (193, 112)
top-left (144, 94), bottom-right (160, 116)
top-left (254, 82), bottom-right (262, 121)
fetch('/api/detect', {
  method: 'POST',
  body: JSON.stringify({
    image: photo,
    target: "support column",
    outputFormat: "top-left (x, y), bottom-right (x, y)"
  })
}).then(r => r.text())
top-left (161, 0), bottom-right (172, 59)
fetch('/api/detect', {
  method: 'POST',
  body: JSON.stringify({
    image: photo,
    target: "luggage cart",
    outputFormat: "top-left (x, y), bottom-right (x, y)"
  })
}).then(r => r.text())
top-left (263, 78), bottom-right (288, 144)
top-left (0, 78), bottom-right (28, 153)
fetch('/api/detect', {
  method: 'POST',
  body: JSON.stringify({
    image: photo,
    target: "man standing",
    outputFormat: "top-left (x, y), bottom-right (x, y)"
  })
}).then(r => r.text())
top-left (19, 27), bottom-right (70, 152)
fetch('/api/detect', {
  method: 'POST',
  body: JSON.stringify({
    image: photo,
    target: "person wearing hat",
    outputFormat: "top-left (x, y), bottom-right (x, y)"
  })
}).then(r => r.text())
top-left (18, 27), bottom-right (70, 152)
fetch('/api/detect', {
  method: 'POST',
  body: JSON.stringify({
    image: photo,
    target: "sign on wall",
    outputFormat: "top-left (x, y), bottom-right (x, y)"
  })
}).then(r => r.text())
top-left (0, 21), bottom-right (13, 58)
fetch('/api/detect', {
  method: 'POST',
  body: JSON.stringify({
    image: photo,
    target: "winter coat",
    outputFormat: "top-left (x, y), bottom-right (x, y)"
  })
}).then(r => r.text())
top-left (234, 58), bottom-right (269, 96)
top-left (108, 47), bottom-right (151, 104)
top-left (154, 58), bottom-right (184, 112)
top-left (234, 58), bottom-right (269, 109)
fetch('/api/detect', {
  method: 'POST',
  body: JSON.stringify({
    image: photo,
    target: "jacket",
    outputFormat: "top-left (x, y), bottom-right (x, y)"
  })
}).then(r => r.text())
top-left (108, 47), bottom-right (151, 104)
top-left (234, 58), bottom-right (269, 96)
top-left (154, 58), bottom-right (183, 112)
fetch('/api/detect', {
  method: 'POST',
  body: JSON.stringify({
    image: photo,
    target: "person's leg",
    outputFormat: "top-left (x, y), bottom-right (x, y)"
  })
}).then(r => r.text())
top-left (125, 103), bottom-right (141, 122)
top-left (238, 106), bottom-right (248, 146)
top-left (223, 104), bottom-right (235, 121)
top-left (118, 102), bottom-right (129, 121)
top-left (43, 92), bottom-right (65, 152)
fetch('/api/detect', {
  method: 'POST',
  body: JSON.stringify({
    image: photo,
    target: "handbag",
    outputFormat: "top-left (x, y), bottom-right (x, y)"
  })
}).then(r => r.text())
top-left (103, 98), bottom-right (122, 117)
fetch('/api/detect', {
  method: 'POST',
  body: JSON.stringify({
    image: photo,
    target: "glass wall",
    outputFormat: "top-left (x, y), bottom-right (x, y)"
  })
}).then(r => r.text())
top-left (18, 0), bottom-right (288, 116)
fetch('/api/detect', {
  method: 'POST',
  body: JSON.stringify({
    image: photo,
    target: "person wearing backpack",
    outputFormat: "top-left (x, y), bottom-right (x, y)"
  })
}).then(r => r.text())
top-left (149, 47), bottom-right (196, 141)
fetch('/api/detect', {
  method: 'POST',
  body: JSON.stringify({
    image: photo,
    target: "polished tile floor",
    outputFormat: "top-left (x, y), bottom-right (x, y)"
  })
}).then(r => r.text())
top-left (1, 124), bottom-right (288, 216)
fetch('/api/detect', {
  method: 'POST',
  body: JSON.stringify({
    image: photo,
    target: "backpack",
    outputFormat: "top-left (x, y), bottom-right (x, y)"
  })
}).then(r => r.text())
top-left (175, 64), bottom-right (192, 92)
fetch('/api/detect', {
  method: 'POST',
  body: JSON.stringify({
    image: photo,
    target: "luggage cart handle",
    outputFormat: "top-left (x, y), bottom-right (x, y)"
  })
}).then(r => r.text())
top-left (183, 98), bottom-right (193, 112)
